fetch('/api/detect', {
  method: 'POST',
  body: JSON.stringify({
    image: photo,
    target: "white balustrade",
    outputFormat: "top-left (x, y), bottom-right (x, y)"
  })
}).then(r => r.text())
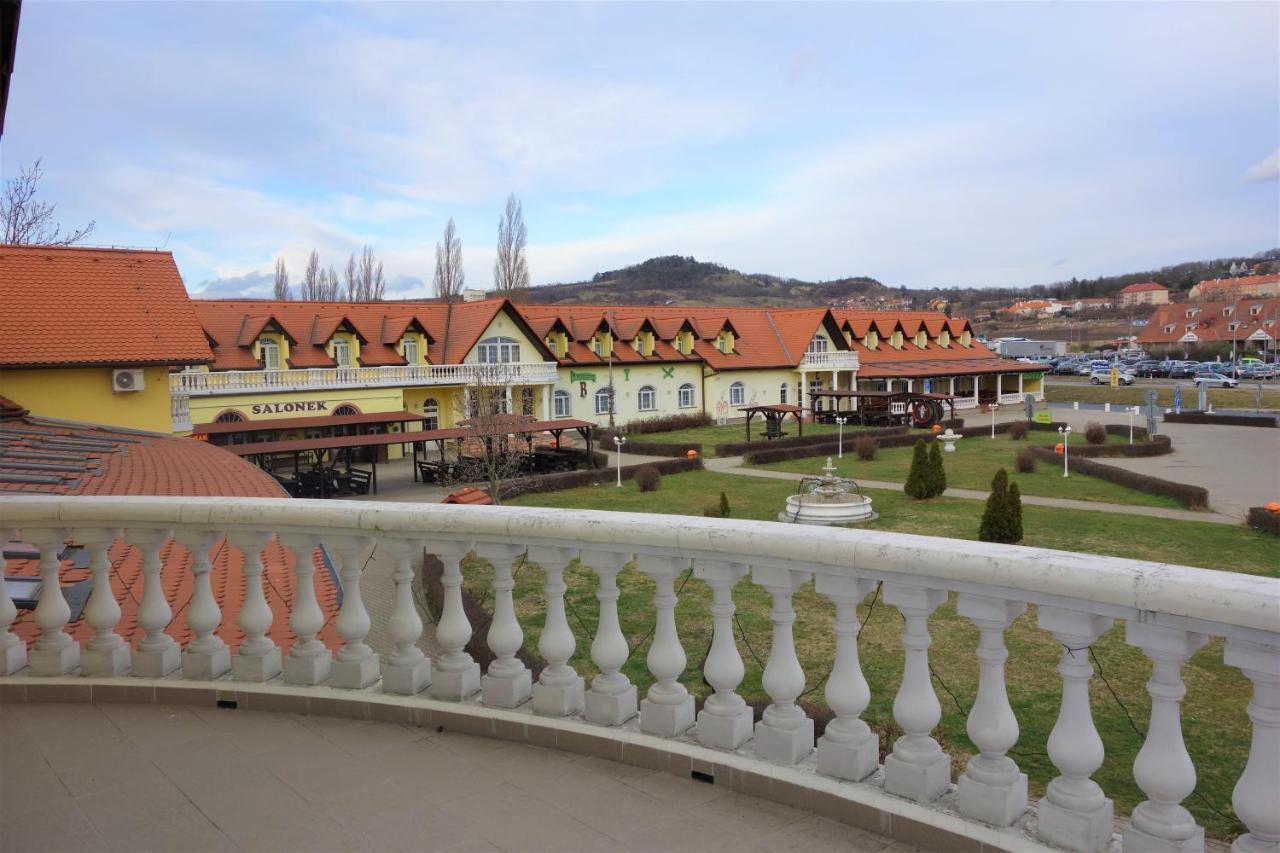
top-left (171, 361), bottom-right (560, 397)
top-left (1, 496), bottom-right (1277, 853)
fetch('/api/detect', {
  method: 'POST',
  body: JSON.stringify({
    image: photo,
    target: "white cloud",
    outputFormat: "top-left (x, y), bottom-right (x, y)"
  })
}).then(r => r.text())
top-left (1245, 149), bottom-right (1280, 183)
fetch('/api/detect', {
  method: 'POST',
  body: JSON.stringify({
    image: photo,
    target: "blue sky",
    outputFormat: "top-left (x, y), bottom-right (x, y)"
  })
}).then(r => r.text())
top-left (4, 1), bottom-right (1277, 297)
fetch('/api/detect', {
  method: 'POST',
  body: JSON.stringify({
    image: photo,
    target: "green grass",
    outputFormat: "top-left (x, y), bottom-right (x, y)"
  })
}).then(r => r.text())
top-left (494, 470), bottom-right (1277, 838)
top-left (751, 431), bottom-right (1182, 508)
top-left (1045, 380), bottom-right (1280, 410)
top-left (631, 421), bottom-right (842, 456)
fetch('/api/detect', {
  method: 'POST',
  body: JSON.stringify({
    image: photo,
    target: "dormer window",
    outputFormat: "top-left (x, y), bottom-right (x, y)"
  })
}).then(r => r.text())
top-left (545, 336), bottom-right (559, 356)
top-left (938, 330), bottom-right (950, 347)
top-left (863, 331), bottom-right (878, 349)
top-left (807, 335), bottom-right (829, 354)
top-left (1251, 305), bottom-right (1263, 316)
top-left (914, 331), bottom-right (928, 348)
top-left (891, 331), bottom-right (904, 349)
top-left (1228, 322), bottom-right (1241, 332)
top-left (333, 338), bottom-right (352, 367)
top-left (258, 338), bottom-right (281, 370)
top-left (1164, 324), bottom-right (1176, 334)
top-left (959, 331), bottom-right (972, 346)
top-left (592, 338), bottom-right (603, 356)
top-left (479, 336), bottom-right (521, 363)
top-left (1223, 307), bottom-right (1234, 317)
top-left (402, 337), bottom-right (420, 365)
top-left (1186, 324), bottom-right (1196, 332)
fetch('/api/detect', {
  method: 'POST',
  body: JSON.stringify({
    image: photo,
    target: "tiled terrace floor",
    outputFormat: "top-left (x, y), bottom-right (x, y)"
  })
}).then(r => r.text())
top-left (0, 703), bottom-right (911, 853)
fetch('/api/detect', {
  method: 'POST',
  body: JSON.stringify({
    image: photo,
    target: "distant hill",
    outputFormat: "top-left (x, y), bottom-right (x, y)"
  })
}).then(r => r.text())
top-left (520, 255), bottom-right (890, 307)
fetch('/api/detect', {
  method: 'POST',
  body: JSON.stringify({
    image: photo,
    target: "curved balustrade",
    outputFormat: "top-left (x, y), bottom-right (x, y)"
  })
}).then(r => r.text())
top-left (1, 496), bottom-right (1277, 853)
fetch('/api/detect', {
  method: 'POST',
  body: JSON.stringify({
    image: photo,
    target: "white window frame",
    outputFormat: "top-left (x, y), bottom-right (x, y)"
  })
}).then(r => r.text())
top-left (594, 387), bottom-right (613, 415)
top-left (637, 385), bottom-right (657, 411)
top-left (678, 383), bottom-right (695, 409)
top-left (402, 337), bottom-right (419, 365)
top-left (333, 339), bottom-right (352, 368)
top-left (478, 336), bottom-right (521, 364)
top-left (259, 338), bottom-right (281, 370)
top-left (779, 382), bottom-right (788, 404)
top-left (729, 381), bottom-right (746, 407)
top-left (422, 398), bottom-right (439, 430)
top-left (553, 390), bottom-right (572, 418)
top-left (807, 335), bottom-right (829, 354)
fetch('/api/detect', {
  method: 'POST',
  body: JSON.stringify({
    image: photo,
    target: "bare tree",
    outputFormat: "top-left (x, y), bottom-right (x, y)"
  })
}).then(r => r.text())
top-left (323, 265), bottom-right (342, 301)
top-left (344, 253), bottom-right (359, 301)
top-left (446, 364), bottom-right (530, 504)
top-left (493, 193), bottom-right (529, 294)
top-left (1, 159), bottom-right (95, 246)
top-left (273, 257), bottom-right (290, 300)
top-left (300, 250), bottom-right (321, 299)
top-left (358, 244), bottom-right (386, 301)
top-left (433, 218), bottom-right (465, 302)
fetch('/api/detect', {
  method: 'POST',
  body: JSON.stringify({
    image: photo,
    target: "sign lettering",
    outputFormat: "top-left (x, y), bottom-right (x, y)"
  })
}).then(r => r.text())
top-left (570, 370), bottom-right (597, 383)
top-left (250, 401), bottom-right (331, 415)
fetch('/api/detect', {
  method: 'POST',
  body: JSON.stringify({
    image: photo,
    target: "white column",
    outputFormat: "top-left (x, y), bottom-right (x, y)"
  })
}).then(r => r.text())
top-left (280, 533), bottom-right (332, 686)
top-left (949, 377), bottom-right (956, 396)
top-left (694, 560), bottom-right (753, 750)
top-left (883, 584), bottom-right (950, 802)
top-left (77, 527), bottom-right (129, 677)
top-left (542, 385), bottom-right (553, 421)
top-left (1224, 639), bottom-right (1280, 853)
top-left (528, 545), bottom-right (584, 716)
top-left (228, 530), bottom-right (282, 682)
top-left (582, 549), bottom-right (638, 726)
top-left (174, 529), bottom-right (231, 680)
top-left (428, 540), bottom-right (481, 700)
top-left (0, 527), bottom-right (28, 675)
top-left (637, 555), bottom-right (695, 737)
top-left (1123, 623), bottom-right (1208, 852)
top-left (752, 566), bottom-right (814, 765)
top-left (974, 378), bottom-right (980, 407)
top-left (831, 369), bottom-right (837, 395)
top-left (956, 594), bottom-right (1028, 825)
top-left (126, 528), bottom-right (181, 678)
top-left (381, 537), bottom-right (431, 695)
top-left (1036, 606), bottom-right (1115, 853)
top-left (800, 370), bottom-right (808, 411)
top-left (1018, 373), bottom-right (1024, 397)
top-left (476, 543), bottom-right (532, 708)
top-left (26, 527), bottom-right (77, 676)
top-left (815, 575), bottom-right (879, 781)
top-left (325, 535), bottom-right (380, 689)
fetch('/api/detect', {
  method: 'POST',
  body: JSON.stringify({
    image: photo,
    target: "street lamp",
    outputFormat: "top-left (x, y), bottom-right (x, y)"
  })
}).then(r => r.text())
top-left (990, 401), bottom-right (999, 439)
top-left (1058, 425), bottom-right (1072, 478)
top-left (1128, 405), bottom-right (1139, 445)
top-left (613, 434), bottom-right (627, 487)
top-left (835, 416), bottom-right (848, 458)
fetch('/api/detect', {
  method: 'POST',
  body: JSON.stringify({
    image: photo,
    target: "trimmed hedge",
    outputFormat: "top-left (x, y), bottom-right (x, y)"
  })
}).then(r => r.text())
top-left (620, 412), bottom-right (713, 434)
top-left (497, 456), bottom-right (703, 499)
top-left (714, 425), bottom-right (906, 457)
top-left (597, 437), bottom-right (703, 457)
top-left (1164, 412), bottom-right (1278, 428)
top-left (1026, 446), bottom-right (1209, 510)
top-left (1071, 434), bottom-right (1173, 458)
top-left (1246, 507), bottom-right (1280, 536)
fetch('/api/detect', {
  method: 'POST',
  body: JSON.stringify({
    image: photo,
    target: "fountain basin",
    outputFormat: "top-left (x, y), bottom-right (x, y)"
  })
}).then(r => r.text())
top-left (778, 493), bottom-right (877, 525)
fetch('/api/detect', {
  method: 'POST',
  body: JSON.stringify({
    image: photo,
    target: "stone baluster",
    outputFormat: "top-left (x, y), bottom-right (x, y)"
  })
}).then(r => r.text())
top-left (324, 535), bottom-right (379, 689)
top-left (582, 549), bottom-right (638, 726)
top-left (956, 593), bottom-right (1028, 825)
top-left (1036, 606), bottom-right (1115, 853)
top-left (636, 555), bottom-right (695, 737)
top-left (815, 575), bottom-right (879, 782)
top-left (527, 545), bottom-right (584, 716)
top-left (228, 530), bottom-right (282, 681)
top-left (694, 559), bottom-right (753, 750)
top-left (475, 543), bottom-right (531, 708)
top-left (1123, 623), bottom-right (1209, 852)
top-left (752, 566), bottom-right (814, 765)
top-left (883, 584), bottom-right (950, 802)
top-left (174, 529), bottom-right (231, 680)
top-left (1224, 639), bottom-right (1280, 853)
top-left (380, 537), bottom-right (430, 695)
top-left (77, 527), bottom-right (129, 677)
top-left (429, 540), bottom-right (480, 700)
top-left (0, 527), bottom-right (27, 675)
top-left (26, 527), bottom-right (78, 676)
top-left (125, 528), bottom-right (180, 678)
top-left (280, 533), bottom-right (332, 686)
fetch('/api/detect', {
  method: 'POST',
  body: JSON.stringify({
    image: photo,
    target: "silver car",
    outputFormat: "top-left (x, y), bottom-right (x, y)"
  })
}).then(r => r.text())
top-left (1193, 373), bottom-right (1239, 389)
top-left (1089, 369), bottom-right (1135, 386)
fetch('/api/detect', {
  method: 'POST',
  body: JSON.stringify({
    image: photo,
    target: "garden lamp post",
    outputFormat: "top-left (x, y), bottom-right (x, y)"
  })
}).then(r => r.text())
top-left (613, 435), bottom-right (627, 487)
top-left (835, 416), bottom-right (848, 458)
top-left (1058, 425), bottom-right (1071, 478)
top-left (990, 401), bottom-right (999, 438)
top-left (1129, 405), bottom-right (1139, 445)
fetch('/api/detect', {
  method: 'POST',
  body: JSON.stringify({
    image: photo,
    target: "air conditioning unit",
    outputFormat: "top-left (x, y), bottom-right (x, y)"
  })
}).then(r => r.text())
top-left (111, 369), bottom-right (146, 393)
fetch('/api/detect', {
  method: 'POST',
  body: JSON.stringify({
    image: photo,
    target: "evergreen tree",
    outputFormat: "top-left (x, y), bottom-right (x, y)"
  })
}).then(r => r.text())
top-left (904, 439), bottom-right (932, 499)
top-left (719, 491), bottom-right (731, 518)
top-left (979, 468), bottom-right (1015, 543)
top-left (1008, 481), bottom-right (1023, 542)
top-left (928, 440), bottom-right (947, 497)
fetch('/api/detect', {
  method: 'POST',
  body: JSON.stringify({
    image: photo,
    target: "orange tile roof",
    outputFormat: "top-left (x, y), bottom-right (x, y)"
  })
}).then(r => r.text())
top-left (1137, 297), bottom-right (1279, 346)
top-left (0, 246), bottom-right (213, 368)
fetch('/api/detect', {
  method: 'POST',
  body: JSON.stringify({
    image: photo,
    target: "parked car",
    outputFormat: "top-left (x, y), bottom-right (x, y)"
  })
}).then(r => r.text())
top-left (1090, 369), bottom-right (1136, 386)
top-left (1133, 362), bottom-right (1164, 378)
top-left (1194, 373), bottom-right (1239, 389)
top-left (1168, 364), bottom-right (1197, 379)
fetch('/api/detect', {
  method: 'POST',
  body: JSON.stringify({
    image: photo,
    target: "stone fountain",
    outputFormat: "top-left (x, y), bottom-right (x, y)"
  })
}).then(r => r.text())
top-left (778, 457), bottom-right (877, 525)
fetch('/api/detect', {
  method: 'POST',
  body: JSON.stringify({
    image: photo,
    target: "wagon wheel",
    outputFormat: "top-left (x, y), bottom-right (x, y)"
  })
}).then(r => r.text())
top-left (909, 400), bottom-right (935, 428)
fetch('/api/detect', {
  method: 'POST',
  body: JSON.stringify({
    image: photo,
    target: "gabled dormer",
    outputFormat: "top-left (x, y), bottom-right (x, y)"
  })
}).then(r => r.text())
top-left (235, 315), bottom-right (294, 370)
top-left (590, 329), bottom-right (614, 358)
top-left (913, 329), bottom-right (928, 349)
top-left (714, 320), bottom-right (739, 354)
top-left (1186, 307), bottom-right (1200, 318)
top-left (863, 330), bottom-right (879, 350)
top-left (326, 322), bottom-right (365, 367)
top-left (383, 317), bottom-right (431, 366)
top-left (959, 330), bottom-right (972, 347)
top-left (1223, 306), bottom-right (1235, 317)
top-left (890, 329), bottom-right (905, 349)
top-left (938, 329), bottom-right (951, 348)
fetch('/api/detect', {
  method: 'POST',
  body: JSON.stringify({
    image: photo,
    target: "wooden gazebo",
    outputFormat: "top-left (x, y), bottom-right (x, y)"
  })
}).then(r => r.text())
top-left (738, 404), bottom-right (805, 441)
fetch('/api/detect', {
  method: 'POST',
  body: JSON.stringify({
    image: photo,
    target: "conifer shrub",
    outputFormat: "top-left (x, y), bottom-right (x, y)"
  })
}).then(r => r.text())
top-left (979, 468), bottom-right (1019, 543)
top-left (927, 440), bottom-right (947, 496)
top-left (854, 436), bottom-right (879, 461)
top-left (903, 439), bottom-right (932, 499)
top-left (703, 490), bottom-right (732, 518)
top-left (1008, 421), bottom-right (1029, 440)
top-left (719, 490), bottom-right (731, 517)
top-left (1085, 421), bottom-right (1107, 445)
top-left (1015, 447), bottom-right (1037, 473)
top-left (634, 465), bottom-right (662, 492)
top-left (1008, 481), bottom-right (1023, 542)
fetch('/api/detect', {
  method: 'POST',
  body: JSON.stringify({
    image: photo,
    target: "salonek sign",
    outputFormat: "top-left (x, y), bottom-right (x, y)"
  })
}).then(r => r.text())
top-left (250, 401), bottom-right (330, 415)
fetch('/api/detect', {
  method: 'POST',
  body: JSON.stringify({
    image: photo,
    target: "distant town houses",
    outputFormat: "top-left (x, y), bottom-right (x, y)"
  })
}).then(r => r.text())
top-left (1115, 281), bottom-right (1171, 307)
top-left (1188, 274), bottom-right (1280, 302)
top-left (1137, 296), bottom-right (1280, 351)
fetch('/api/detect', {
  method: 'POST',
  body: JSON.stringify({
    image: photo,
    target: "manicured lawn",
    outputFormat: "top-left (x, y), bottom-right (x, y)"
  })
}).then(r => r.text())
top-left (1045, 381), bottom-right (1280, 410)
top-left (751, 431), bottom-right (1182, 508)
top-left (632, 420), bottom-right (842, 456)
top-left (491, 470), bottom-right (1277, 838)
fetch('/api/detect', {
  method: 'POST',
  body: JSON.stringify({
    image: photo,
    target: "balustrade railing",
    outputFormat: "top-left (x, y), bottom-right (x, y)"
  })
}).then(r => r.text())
top-left (170, 393), bottom-right (192, 433)
top-left (1, 496), bottom-right (1276, 853)
top-left (170, 362), bottom-right (561, 397)
top-left (799, 351), bottom-right (861, 370)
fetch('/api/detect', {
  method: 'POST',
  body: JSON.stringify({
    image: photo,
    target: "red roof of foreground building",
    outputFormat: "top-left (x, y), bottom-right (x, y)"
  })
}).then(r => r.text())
top-left (0, 402), bottom-right (341, 654)
top-left (0, 246), bottom-right (213, 368)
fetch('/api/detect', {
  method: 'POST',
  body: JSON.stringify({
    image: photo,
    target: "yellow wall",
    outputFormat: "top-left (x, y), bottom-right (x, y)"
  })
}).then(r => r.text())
top-left (462, 313), bottom-right (544, 364)
top-left (552, 362), bottom-right (702, 426)
top-left (704, 367), bottom-right (798, 420)
top-left (0, 366), bottom-right (174, 433)
top-left (189, 386), bottom-right (405, 426)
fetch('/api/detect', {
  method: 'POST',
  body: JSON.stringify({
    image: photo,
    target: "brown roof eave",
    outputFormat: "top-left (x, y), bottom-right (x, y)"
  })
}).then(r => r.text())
top-left (1, 357), bottom-right (213, 370)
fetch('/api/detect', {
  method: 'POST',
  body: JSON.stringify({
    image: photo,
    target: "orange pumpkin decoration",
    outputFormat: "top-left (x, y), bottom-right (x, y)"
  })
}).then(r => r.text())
top-left (932, 424), bottom-right (942, 434)
top-left (1266, 501), bottom-right (1280, 513)
top-left (1054, 443), bottom-right (1065, 455)
top-left (686, 449), bottom-right (699, 460)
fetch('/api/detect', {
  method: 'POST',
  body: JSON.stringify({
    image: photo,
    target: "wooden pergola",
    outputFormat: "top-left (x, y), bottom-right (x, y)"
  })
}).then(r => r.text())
top-left (809, 389), bottom-right (957, 427)
top-left (738, 404), bottom-right (805, 441)
top-left (409, 416), bottom-right (596, 483)
top-left (195, 410), bottom-right (426, 448)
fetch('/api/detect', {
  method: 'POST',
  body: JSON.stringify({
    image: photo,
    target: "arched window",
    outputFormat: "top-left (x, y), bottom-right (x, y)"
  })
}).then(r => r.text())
top-left (779, 382), bottom-right (788, 405)
top-left (637, 385), bottom-right (657, 411)
top-left (333, 404), bottom-right (360, 416)
top-left (214, 409), bottom-right (247, 423)
top-left (807, 335), bottom-right (829, 354)
top-left (678, 383), bottom-right (695, 409)
top-left (594, 387), bottom-right (613, 416)
top-left (729, 381), bottom-right (746, 407)
top-left (258, 339), bottom-right (280, 370)
top-left (422, 398), bottom-right (439, 430)
top-left (478, 336), bottom-right (521, 364)
top-left (553, 390), bottom-right (572, 418)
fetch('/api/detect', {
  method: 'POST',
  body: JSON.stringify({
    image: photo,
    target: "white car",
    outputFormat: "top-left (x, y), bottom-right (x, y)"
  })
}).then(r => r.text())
top-left (1089, 369), bottom-right (1135, 386)
top-left (1194, 373), bottom-right (1239, 389)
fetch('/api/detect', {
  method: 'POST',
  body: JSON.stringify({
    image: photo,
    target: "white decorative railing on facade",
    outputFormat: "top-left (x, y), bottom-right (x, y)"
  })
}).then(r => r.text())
top-left (170, 362), bottom-right (562, 397)
top-left (170, 393), bottom-right (192, 433)
top-left (1, 496), bottom-right (1276, 853)
top-left (799, 351), bottom-right (861, 371)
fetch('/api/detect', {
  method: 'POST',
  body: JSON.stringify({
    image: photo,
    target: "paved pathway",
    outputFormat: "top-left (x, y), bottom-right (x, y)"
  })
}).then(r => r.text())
top-left (0, 702), bottom-right (908, 853)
